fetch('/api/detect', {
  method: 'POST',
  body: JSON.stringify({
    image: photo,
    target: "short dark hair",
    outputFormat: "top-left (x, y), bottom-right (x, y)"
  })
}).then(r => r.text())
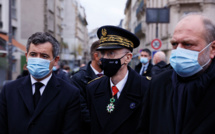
top-left (90, 40), bottom-right (100, 60)
top-left (141, 48), bottom-right (151, 56)
top-left (26, 32), bottom-right (60, 58)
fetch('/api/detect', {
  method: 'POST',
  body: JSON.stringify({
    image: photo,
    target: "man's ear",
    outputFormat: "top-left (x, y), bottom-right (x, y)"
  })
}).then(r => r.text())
top-left (210, 41), bottom-right (215, 59)
top-left (54, 56), bottom-right (60, 64)
top-left (125, 53), bottom-right (133, 64)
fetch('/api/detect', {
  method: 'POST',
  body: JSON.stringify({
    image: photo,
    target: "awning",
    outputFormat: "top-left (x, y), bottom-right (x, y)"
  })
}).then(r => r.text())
top-left (0, 33), bottom-right (26, 52)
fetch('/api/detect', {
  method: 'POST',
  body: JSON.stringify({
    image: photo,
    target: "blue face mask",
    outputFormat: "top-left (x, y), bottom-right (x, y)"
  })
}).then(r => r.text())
top-left (140, 57), bottom-right (148, 64)
top-left (27, 58), bottom-right (54, 79)
top-left (170, 43), bottom-right (211, 77)
top-left (52, 66), bottom-right (57, 71)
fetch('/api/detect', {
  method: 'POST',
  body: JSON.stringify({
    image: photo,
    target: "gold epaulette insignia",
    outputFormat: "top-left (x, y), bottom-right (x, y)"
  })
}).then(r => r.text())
top-left (146, 76), bottom-right (152, 80)
top-left (88, 76), bottom-right (104, 84)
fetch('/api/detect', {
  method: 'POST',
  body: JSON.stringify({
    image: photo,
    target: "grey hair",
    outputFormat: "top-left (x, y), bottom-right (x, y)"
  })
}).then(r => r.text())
top-left (203, 18), bottom-right (215, 44)
top-left (26, 32), bottom-right (60, 58)
top-left (180, 13), bottom-right (215, 44)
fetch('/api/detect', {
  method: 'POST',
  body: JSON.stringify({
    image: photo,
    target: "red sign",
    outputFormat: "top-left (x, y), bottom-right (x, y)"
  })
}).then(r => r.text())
top-left (151, 39), bottom-right (162, 50)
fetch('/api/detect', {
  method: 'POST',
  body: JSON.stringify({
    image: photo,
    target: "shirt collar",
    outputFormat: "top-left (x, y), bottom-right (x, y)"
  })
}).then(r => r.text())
top-left (30, 73), bottom-right (52, 86)
top-left (110, 70), bottom-right (129, 94)
top-left (142, 62), bottom-right (149, 68)
top-left (90, 63), bottom-right (103, 75)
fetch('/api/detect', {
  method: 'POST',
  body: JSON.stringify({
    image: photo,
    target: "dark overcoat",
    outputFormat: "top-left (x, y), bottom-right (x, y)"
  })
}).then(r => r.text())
top-left (0, 74), bottom-right (80, 134)
top-left (86, 67), bottom-right (149, 134)
top-left (148, 69), bottom-right (215, 134)
top-left (71, 61), bottom-right (98, 134)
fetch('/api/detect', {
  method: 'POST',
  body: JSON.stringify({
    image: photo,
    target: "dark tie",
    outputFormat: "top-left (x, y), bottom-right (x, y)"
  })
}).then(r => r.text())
top-left (112, 86), bottom-right (119, 99)
top-left (33, 82), bottom-right (43, 108)
top-left (141, 66), bottom-right (146, 75)
top-left (97, 73), bottom-right (103, 77)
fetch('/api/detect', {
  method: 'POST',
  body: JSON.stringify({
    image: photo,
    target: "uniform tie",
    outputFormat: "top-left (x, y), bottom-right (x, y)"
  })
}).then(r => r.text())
top-left (33, 82), bottom-right (43, 108)
top-left (97, 73), bottom-right (103, 77)
top-left (112, 86), bottom-right (119, 96)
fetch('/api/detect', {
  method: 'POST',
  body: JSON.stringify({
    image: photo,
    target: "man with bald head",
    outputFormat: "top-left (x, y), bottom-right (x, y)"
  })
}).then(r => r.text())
top-left (138, 14), bottom-right (215, 133)
top-left (151, 51), bottom-right (167, 76)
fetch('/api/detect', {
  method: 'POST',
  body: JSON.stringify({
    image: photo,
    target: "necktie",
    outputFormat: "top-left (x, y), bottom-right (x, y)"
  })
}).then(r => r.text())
top-left (97, 73), bottom-right (103, 77)
top-left (112, 86), bottom-right (119, 96)
top-left (33, 82), bottom-right (43, 108)
top-left (141, 66), bottom-right (146, 75)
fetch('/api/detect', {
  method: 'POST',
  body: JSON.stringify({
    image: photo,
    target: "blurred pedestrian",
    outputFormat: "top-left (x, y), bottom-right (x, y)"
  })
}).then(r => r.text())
top-left (71, 40), bottom-right (103, 134)
top-left (135, 48), bottom-right (153, 78)
top-left (16, 64), bottom-right (29, 79)
top-left (138, 13), bottom-right (215, 133)
top-left (52, 61), bottom-right (70, 82)
top-left (86, 25), bottom-right (149, 134)
top-left (151, 51), bottom-right (167, 76)
top-left (0, 32), bottom-right (80, 134)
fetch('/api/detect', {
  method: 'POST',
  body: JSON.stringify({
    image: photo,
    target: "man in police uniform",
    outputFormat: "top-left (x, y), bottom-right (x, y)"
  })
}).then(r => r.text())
top-left (71, 40), bottom-right (103, 134)
top-left (86, 25), bottom-right (149, 134)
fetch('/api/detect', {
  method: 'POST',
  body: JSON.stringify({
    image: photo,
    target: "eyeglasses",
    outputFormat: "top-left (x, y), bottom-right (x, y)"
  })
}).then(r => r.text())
top-left (101, 51), bottom-right (129, 59)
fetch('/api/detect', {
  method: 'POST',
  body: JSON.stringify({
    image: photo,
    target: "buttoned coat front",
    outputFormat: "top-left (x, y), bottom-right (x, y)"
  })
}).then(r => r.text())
top-left (0, 74), bottom-right (80, 134)
top-left (86, 67), bottom-right (149, 134)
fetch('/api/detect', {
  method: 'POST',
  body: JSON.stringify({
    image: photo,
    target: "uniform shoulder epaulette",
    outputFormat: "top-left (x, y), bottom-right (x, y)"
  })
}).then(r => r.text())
top-left (88, 76), bottom-right (104, 84)
top-left (146, 76), bottom-right (152, 80)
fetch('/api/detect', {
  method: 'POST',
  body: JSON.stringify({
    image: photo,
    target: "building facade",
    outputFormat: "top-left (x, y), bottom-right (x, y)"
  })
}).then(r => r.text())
top-left (123, 0), bottom-right (215, 66)
top-left (0, 0), bottom-right (88, 88)
top-left (62, 0), bottom-right (88, 70)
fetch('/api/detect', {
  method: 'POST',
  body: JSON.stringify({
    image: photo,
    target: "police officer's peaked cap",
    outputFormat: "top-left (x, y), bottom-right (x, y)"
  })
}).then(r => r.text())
top-left (97, 25), bottom-right (140, 52)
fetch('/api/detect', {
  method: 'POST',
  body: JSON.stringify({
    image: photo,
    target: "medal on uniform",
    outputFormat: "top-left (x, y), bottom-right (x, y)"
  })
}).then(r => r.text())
top-left (107, 97), bottom-right (115, 113)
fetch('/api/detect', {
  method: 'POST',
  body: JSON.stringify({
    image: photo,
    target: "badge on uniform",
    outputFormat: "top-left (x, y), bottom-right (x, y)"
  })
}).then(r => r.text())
top-left (107, 97), bottom-right (115, 113)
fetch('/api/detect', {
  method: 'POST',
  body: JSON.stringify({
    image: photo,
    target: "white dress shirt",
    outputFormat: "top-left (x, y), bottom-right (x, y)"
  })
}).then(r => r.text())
top-left (30, 74), bottom-right (52, 95)
top-left (110, 70), bottom-right (129, 99)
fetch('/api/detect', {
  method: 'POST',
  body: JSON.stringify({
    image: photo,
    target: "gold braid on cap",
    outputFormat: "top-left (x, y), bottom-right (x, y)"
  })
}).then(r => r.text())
top-left (100, 35), bottom-right (134, 48)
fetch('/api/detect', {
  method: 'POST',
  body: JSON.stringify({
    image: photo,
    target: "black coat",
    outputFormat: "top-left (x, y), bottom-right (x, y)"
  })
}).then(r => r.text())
top-left (135, 62), bottom-right (153, 77)
top-left (53, 68), bottom-right (70, 82)
top-left (71, 61), bottom-right (98, 134)
top-left (151, 61), bottom-right (167, 77)
top-left (144, 65), bottom-right (215, 134)
top-left (0, 74), bottom-right (80, 134)
top-left (86, 67), bottom-right (149, 134)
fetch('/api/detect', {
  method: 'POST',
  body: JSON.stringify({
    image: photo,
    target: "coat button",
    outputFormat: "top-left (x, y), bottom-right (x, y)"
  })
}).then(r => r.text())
top-left (130, 103), bottom-right (136, 109)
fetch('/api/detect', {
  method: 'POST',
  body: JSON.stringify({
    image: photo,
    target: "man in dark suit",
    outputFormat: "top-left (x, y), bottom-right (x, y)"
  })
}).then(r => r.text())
top-left (135, 48), bottom-right (153, 78)
top-left (71, 40), bottom-right (103, 134)
top-left (0, 32), bottom-right (80, 134)
top-left (86, 25), bottom-right (150, 134)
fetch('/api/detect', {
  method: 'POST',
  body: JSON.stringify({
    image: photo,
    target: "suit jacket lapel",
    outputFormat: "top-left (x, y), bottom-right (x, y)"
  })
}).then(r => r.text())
top-left (102, 68), bottom-right (142, 133)
top-left (93, 77), bottom-right (112, 128)
top-left (30, 74), bottom-right (60, 121)
top-left (18, 75), bottom-right (34, 115)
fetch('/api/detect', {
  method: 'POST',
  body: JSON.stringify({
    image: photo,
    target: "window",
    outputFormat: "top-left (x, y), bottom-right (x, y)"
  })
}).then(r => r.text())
top-left (11, 0), bottom-right (17, 19)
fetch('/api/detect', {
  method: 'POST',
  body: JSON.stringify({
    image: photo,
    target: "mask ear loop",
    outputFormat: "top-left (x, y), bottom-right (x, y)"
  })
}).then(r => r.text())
top-left (120, 52), bottom-right (129, 66)
top-left (199, 42), bottom-right (212, 68)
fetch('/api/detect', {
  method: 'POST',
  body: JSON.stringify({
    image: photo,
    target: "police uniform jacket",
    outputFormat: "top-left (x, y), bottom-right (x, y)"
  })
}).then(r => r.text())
top-left (135, 62), bottom-right (153, 77)
top-left (0, 74), bottom-right (80, 134)
top-left (71, 61), bottom-right (98, 134)
top-left (86, 66), bottom-right (149, 134)
top-left (146, 59), bottom-right (215, 134)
